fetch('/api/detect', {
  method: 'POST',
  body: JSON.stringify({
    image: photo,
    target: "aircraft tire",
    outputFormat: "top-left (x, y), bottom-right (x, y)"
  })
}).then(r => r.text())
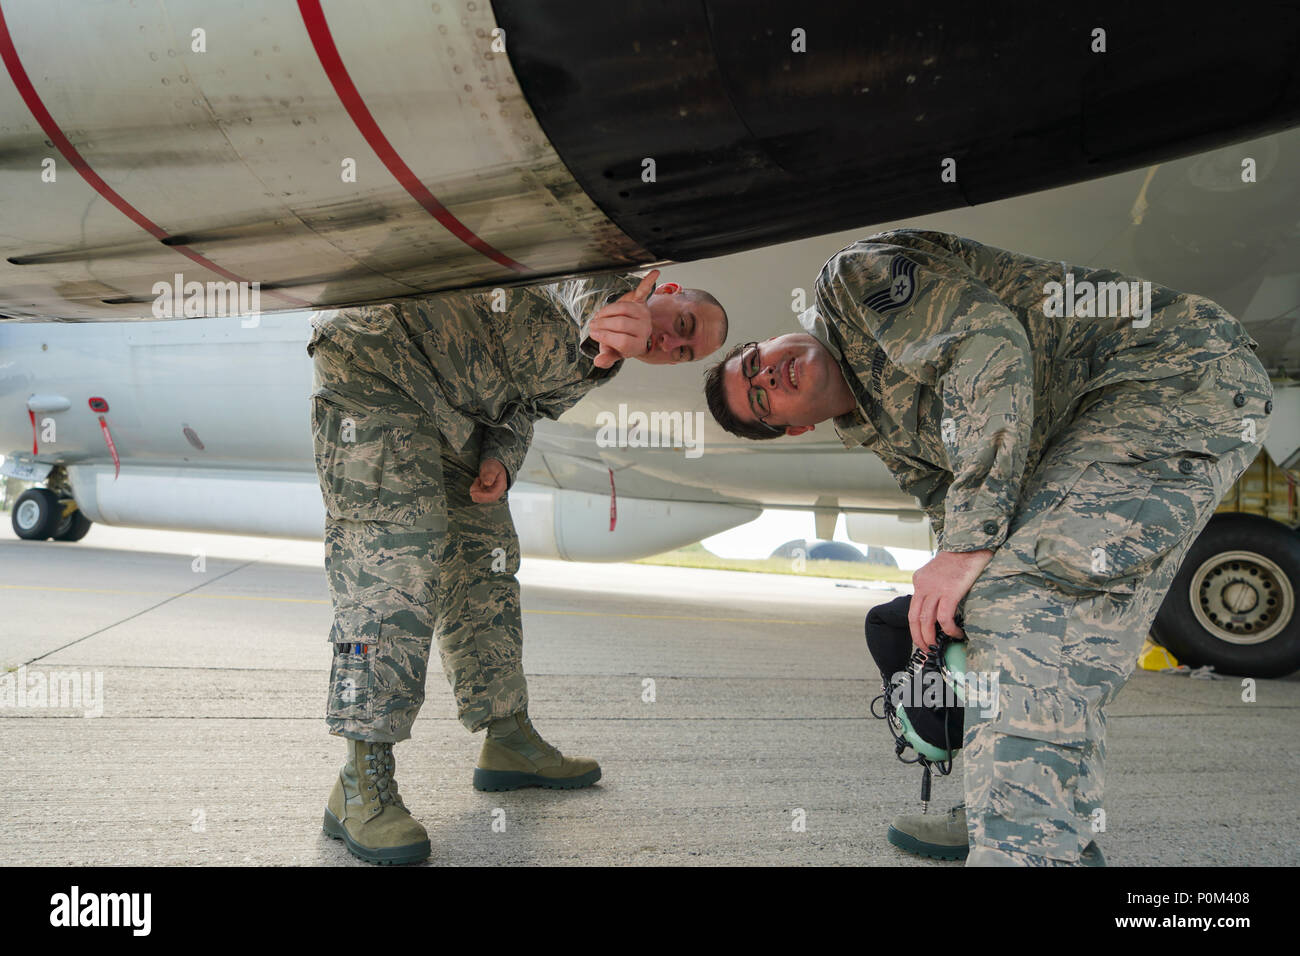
top-left (1153, 514), bottom-right (1300, 678)
top-left (51, 498), bottom-right (93, 542)
top-left (11, 488), bottom-right (60, 540)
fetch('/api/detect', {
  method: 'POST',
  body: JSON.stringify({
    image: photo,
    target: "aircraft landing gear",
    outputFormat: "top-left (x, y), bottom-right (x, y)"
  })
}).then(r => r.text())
top-left (1153, 513), bottom-right (1300, 678)
top-left (12, 487), bottom-right (58, 539)
top-left (51, 497), bottom-right (93, 541)
top-left (10, 487), bottom-right (93, 542)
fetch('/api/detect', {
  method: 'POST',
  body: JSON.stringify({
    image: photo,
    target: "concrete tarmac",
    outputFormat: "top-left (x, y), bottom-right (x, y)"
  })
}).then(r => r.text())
top-left (1, 522), bottom-right (1296, 866)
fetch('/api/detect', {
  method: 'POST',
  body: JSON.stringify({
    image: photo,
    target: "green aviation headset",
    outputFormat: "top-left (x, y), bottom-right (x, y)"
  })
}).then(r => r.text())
top-left (866, 594), bottom-right (971, 811)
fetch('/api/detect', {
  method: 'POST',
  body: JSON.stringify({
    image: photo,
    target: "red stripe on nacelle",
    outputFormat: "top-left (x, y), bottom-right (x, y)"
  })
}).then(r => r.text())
top-left (297, 0), bottom-right (530, 274)
top-left (0, 3), bottom-right (307, 308)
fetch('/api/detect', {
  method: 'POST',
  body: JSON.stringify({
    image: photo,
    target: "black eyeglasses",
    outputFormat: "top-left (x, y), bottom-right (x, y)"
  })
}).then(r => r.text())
top-left (739, 342), bottom-right (785, 435)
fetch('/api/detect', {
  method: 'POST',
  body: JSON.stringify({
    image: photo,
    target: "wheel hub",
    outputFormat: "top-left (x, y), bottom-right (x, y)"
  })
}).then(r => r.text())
top-left (1190, 549), bottom-right (1293, 646)
top-left (15, 499), bottom-right (41, 532)
top-left (1221, 580), bottom-right (1259, 614)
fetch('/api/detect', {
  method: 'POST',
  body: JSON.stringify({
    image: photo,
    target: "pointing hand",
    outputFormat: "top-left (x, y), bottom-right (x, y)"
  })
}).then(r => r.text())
top-left (588, 269), bottom-right (659, 369)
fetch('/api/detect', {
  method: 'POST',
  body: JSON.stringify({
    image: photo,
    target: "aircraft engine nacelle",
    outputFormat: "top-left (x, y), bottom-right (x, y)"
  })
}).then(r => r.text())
top-left (509, 487), bottom-right (759, 563)
top-left (63, 465), bottom-right (757, 561)
top-left (66, 465), bottom-right (325, 539)
top-left (844, 511), bottom-right (937, 553)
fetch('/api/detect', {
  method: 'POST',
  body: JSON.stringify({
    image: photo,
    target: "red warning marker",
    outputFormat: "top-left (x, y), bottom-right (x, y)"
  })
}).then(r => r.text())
top-left (98, 417), bottom-right (119, 480)
top-left (608, 468), bottom-right (617, 532)
top-left (88, 399), bottom-right (118, 478)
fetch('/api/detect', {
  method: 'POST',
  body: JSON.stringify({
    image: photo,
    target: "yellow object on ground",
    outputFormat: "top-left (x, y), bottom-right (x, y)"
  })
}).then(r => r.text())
top-left (1138, 638), bottom-right (1180, 670)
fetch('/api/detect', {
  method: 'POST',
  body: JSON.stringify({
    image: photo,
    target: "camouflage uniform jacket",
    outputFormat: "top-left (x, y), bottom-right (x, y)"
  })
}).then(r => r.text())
top-left (808, 228), bottom-right (1257, 552)
top-left (310, 274), bottom-right (640, 486)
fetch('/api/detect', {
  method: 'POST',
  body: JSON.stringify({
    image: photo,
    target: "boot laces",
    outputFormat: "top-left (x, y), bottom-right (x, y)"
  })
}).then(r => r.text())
top-left (521, 714), bottom-right (561, 758)
top-left (364, 743), bottom-right (401, 808)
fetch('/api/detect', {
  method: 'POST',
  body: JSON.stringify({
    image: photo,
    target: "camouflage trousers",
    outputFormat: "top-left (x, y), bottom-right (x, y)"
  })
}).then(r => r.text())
top-left (309, 327), bottom-right (527, 742)
top-left (960, 345), bottom-right (1272, 865)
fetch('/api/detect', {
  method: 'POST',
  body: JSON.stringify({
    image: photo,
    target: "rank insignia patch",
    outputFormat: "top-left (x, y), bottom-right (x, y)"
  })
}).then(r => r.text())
top-left (862, 255), bottom-right (918, 313)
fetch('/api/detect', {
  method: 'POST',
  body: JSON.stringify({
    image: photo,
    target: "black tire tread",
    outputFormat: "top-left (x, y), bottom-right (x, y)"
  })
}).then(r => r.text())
top-left (1153, 513), bottom-right (1300, 678)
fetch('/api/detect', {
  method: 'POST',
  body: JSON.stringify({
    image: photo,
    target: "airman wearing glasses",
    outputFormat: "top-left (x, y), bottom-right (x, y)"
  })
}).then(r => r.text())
top-left (703, 227), bottom-right (1269, 868)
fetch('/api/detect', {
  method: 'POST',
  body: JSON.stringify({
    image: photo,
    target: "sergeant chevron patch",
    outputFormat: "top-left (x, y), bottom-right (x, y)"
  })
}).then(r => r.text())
top-left (863, 255), bottom-right (918, 313)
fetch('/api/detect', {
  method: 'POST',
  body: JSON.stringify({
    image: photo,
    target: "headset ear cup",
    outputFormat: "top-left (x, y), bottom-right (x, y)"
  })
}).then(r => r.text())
top-left (943, 640), bottom-right (967, 749)
top-left (896, 666), bottom-right (963, 758)
top-left (942, 640), bottom-right (968, 705)
top-left (895, 706), bottom-right (956, 763)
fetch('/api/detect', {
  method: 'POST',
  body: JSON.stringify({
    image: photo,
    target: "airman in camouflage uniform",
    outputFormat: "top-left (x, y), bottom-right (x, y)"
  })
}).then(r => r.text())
top-left (311, 272), bottom-right (728, 863)
top-left (703, 228), bottom-right (1271, 866)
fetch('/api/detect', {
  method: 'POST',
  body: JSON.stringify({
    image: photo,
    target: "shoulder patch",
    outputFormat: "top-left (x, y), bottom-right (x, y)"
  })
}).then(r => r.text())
top-left (862, 254), bottom-right (918, 314)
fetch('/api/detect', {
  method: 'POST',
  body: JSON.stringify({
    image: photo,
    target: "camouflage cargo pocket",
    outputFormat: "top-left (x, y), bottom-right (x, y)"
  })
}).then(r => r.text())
top-left (1032, 453), bottom-right (1217, 597)
top-left (311, 394), bottom-right (447, 530)
top-left (368, 616), bottom-right (431, 718)
top-left (327, 606), bottom-right (379, 722)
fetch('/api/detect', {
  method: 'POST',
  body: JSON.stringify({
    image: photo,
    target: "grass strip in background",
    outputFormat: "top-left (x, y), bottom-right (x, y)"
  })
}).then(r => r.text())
top-left (636, 546), bottom-right (913, 584)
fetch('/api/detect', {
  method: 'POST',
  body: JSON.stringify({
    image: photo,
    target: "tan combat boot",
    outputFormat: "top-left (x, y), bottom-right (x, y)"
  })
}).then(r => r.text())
top-left (890, 804), bottom-right (1107, 865)
top-left (887, 804), bottom-right (969, 861)
top-left (473, 711), bottom-right (601, 791)
top-left (323, 738), bottom-right (431, 864)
